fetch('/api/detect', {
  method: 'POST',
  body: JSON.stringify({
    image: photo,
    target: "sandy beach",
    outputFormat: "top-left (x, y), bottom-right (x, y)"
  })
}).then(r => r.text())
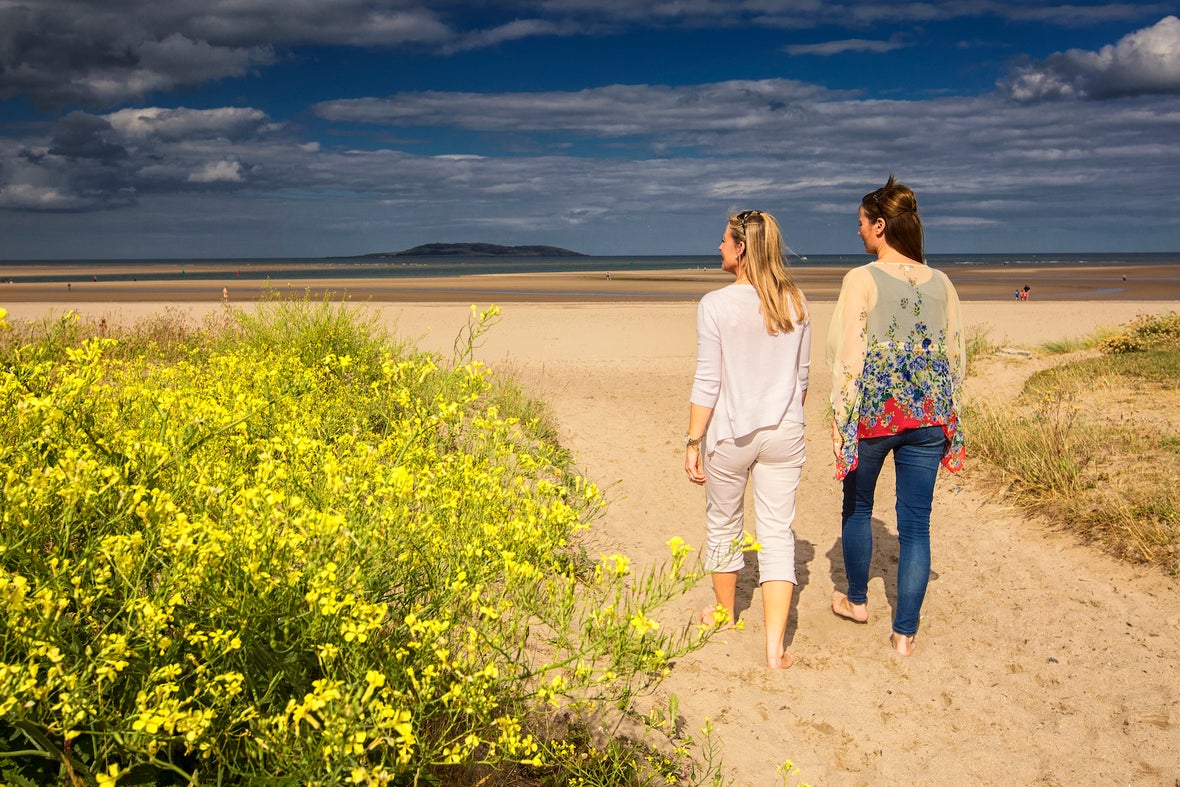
top-left (3, 273), bottom-right (1179, 785)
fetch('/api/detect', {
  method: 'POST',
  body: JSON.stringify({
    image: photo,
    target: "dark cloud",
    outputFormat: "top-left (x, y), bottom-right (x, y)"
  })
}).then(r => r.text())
top-left (48, 112), bottom-right (128, 161)
top-left (0, 105), bottom-right (282, 212)
top-left (0, 1), bottom-right (442, 110)
top-left (1003, 2), bottom-right (1176, 27)
top-left (0, 3), bottom-right (274, 109)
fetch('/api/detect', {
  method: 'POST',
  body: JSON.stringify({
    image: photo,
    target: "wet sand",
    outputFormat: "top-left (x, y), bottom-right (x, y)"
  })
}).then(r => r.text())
top-left (2, 263), bottom-right (1177, 303)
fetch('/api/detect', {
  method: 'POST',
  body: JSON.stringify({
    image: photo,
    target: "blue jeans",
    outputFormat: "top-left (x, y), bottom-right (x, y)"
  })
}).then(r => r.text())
top-left (840, 426), bottom-right (946, 637)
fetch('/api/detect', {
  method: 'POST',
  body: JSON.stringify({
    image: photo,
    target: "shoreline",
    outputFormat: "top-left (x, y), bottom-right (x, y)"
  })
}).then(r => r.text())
top-left (2, 263), bottom-right (1178, 303)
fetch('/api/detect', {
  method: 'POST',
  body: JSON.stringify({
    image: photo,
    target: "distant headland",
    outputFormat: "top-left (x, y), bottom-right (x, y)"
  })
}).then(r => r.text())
top-left (364, 243), bottom-right (587, 258)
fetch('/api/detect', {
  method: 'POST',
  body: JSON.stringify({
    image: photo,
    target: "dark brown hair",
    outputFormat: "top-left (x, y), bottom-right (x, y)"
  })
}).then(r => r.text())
top-left (861, 174), bottom-right (924, 263)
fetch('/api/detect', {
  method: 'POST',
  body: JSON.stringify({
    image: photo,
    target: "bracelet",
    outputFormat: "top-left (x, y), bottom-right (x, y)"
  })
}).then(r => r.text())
top-left (684, 433), bottom-right (703, 447)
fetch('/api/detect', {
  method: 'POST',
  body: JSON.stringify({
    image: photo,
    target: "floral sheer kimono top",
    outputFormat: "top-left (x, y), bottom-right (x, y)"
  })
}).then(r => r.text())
top-left (827, 262), bottom-right (965, 480)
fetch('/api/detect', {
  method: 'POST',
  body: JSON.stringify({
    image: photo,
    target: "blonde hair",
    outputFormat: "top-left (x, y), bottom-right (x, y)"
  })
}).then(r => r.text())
top-left (729, 209), bottom-right (807, 335)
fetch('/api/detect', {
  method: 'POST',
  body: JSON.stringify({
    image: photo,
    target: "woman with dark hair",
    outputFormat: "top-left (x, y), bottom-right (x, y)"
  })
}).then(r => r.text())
top-left (685, 209), bottom-right (811, 670)
top-left (827, 176), bottom-right (965, 656)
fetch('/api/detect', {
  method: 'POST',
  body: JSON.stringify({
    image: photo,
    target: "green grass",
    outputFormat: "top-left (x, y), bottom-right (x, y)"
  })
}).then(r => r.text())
top-left (1025, 349), bottom-right (1180, 393)
top-left (966, 312), bottom-right (1180, 574)
top-left (1038, 325), bottom-right (1119, 354)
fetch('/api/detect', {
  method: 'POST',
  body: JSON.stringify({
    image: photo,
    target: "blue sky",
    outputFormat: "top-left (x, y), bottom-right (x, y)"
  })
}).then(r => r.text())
top-left (1, 1), bottom-right (1179, 259)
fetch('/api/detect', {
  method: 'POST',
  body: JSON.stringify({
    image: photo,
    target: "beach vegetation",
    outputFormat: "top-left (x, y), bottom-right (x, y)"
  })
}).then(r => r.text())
top-left (966, 311), bottom-right (1180, 574)
top-left (1099, 310), bottom-right (1180, 354)
top-left (1038, 324), bottom-right (1120, 354)
top-left (0, 300), bottom-right (724, 784)
top-left (964, 323), bottom-right (997, 372)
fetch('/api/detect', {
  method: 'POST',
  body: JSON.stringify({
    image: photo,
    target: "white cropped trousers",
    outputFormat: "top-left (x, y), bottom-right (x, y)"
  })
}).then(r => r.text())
top-left (703, 417), bottom-right (806, 584)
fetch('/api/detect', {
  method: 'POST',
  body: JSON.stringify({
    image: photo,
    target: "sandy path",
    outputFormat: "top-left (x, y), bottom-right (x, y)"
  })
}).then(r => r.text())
top-left (380, 300), bottom-right (1180, 787)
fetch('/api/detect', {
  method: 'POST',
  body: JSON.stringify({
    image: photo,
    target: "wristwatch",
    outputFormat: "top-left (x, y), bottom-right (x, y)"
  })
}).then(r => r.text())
top-left (684, 433), bottom-right (703, 447)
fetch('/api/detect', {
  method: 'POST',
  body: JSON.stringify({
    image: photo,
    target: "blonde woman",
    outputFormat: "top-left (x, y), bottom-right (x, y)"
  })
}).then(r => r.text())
top-left (685, 209), bottom-right (810, 670)
top-left (828, 176), bottom-right (965, 656)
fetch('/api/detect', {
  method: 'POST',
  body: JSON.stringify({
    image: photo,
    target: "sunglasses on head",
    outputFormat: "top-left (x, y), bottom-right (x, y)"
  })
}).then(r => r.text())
top-left (736, 209), bottom-right (762, 230)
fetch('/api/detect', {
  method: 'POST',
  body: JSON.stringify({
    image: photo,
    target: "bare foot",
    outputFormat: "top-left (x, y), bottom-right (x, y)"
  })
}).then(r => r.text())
top-left (768, 649), bottom-right (795, 670)
top-left (831, 591), bottom-right (868, 623)
top-left (890, 632), bottom-right (917, 656)
top-left (700, 605), bottom-right (735, 629)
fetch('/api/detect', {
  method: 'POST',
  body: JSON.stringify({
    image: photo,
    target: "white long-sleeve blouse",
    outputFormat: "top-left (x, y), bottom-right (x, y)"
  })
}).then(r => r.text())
top-left (690, 283), bottom-right (811, 451)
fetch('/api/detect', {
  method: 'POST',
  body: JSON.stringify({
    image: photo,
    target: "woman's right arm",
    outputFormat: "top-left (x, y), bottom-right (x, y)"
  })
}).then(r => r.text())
top-left (827, 268), bottom-right (872, 463)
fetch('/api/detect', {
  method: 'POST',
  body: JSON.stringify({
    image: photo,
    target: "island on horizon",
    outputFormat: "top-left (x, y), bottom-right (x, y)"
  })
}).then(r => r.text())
top-left (363, 242), bottom-right (587, 258)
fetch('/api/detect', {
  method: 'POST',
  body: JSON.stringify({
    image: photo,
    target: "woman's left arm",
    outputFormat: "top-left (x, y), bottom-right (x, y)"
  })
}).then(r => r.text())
top-left (944, 273), bottom-right (966, 388)
top-left (799, 314), bottom-right (812, 406)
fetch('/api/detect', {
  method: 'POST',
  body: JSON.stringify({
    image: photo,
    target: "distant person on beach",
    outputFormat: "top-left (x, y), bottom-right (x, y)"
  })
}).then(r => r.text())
top-left (827, 175), bottom-right (965, 656)
top-left (685, 209), bottom-right (811, 670)
top-left (1020, 285), bottom-right (1031, 301)
top-left (222, 287), bottom-right (229, 303)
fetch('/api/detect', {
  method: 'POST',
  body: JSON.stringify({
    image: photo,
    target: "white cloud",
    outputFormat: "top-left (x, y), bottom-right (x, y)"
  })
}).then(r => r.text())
top-left (924, 216), bottom-right (1001, 229)
top-left (785, 35), bottom-right (908, 56)
top-left (1003, 68), bottom-right (1079, 101)
top-left (1001, 15), bottom-right (1180, 100)
top-left (446, 18), bottom-right (567, 52)
top-left (180, 3), bottom-right (453, 47)
top-left (105, 107), bottom-right (275, 140)
top-left (187, 160), bottom-right (245, 183)
top-left (313, 79), bottom-right (842, 136)
top-left (0, 183), bottom-right (86, 210)
top-left (708, 178), bottom-right (777, 198)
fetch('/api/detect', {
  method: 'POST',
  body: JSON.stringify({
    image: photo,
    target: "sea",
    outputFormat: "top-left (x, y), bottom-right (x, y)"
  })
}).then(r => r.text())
top-left (1, 252), bottom-right (1176, 285)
